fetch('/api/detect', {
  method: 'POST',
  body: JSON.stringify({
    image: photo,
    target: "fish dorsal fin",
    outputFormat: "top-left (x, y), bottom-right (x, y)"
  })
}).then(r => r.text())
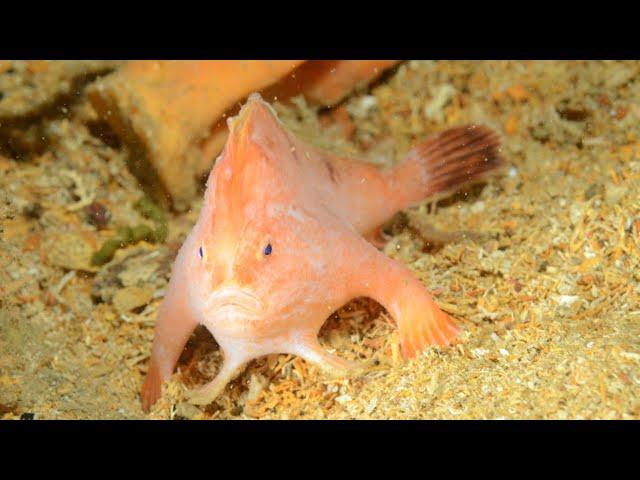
top-left (204, 95), bottom-right (293, 232)
top-left (226, 93), bottom-right (285, 161)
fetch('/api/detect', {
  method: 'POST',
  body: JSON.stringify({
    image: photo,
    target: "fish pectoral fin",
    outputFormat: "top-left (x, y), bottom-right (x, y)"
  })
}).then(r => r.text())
top-left (396, 303), bottom-right (459, 359)
top-left (390, 280), bottom-right (460, 359)
top-left (186, 357), bottom-right (248, 406)
top-left (141, 360), bottom-right (163, 413)
top-left (410, 219), bottom-right (482, 247)
top-left (350, 238), bottom-right (460, 360)
top-left (292, 337), bottom-right (365, 378)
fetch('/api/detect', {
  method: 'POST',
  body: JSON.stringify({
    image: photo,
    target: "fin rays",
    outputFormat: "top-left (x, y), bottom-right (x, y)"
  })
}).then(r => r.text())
top-left (414, 124), bottom-right (504, 198)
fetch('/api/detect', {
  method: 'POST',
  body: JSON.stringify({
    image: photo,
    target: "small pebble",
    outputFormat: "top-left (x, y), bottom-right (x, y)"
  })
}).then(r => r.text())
top-left (23, 202), bottom-right (43, 219)
top-left (230, 405), bottom-right (243, 416)
top-left (471, 201), bottom-right (485, 213)
top-left (584, 183), bottom-right (604, 201)
top-left (85, 201), bottom-right (111, 229)
top-left (174, 402), bottom-right (202, 419)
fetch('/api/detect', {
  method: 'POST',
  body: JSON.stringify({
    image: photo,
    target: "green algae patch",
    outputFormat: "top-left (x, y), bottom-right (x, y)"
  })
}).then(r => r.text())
top-left (91, 197), bottom-right (168, 266)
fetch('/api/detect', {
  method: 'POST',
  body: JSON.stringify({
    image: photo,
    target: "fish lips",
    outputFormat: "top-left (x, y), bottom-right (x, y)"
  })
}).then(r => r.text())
top-left (205, 285), bottom-right (264, 320)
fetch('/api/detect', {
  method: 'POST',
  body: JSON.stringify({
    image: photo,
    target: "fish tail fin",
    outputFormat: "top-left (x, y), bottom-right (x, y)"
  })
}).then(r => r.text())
top-left (398, 298), bottom-right (460, 359)
top-left (395, 124), bottom-right (505, 205)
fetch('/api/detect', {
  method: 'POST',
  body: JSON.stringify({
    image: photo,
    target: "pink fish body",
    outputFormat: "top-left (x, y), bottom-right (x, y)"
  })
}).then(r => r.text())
top-left (141, 93), bottom-right (503, 411)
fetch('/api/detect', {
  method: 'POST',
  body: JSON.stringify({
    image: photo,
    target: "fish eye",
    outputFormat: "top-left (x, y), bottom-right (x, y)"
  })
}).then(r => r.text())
top-left (264, 243), bottom-right (272, 256)
top-left (198, 246), bottom-right (203, 259)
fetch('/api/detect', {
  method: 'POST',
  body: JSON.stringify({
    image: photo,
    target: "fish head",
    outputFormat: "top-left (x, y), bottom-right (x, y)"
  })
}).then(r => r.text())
top-left (188, 95), bottom-right (331, 334)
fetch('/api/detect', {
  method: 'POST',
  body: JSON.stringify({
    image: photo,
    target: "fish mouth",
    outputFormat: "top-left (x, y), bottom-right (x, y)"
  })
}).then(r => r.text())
top-left (207, 285), bottom-right (263, 319)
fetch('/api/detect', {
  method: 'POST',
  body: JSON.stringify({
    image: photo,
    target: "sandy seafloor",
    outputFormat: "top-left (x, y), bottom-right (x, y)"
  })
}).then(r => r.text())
top-left (0, 60), bottom-right (638, 420)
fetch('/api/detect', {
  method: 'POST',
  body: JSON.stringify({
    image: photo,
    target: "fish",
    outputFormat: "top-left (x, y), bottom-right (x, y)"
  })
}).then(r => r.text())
top-left (140, 93), bottom-right (504, 411)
